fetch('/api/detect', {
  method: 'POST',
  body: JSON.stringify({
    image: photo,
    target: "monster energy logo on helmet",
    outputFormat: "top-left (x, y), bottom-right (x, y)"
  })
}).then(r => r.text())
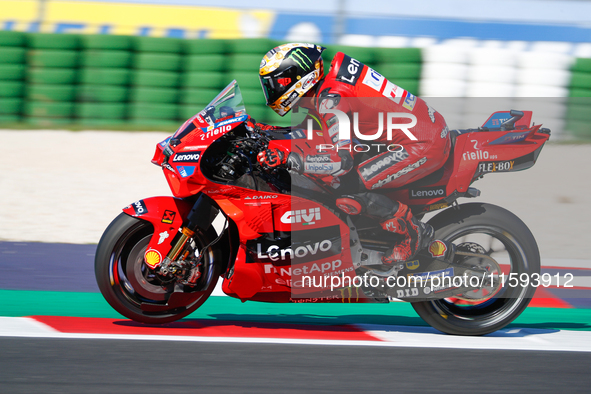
top-left (288, 48), bottom-right (313, 69)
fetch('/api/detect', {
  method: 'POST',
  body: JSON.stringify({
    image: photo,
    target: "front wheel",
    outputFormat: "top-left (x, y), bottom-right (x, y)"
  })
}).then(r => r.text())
top-left (411, 203), bottom-right (540, 336)
top-left (95, 213), bottom-right (221, 324)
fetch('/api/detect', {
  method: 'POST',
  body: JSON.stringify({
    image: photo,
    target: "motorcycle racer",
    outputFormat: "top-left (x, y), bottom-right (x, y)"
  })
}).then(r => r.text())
top-left (255, 43), bottom-right (452, 264)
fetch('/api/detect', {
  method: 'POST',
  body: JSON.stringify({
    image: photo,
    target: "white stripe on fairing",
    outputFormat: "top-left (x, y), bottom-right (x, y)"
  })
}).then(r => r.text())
top-left (1, 317), bottom-right (590, 352)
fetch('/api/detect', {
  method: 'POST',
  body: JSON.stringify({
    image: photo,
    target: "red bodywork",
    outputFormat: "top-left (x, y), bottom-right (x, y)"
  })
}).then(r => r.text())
top-left (126, 109), bottom-right (550, 303)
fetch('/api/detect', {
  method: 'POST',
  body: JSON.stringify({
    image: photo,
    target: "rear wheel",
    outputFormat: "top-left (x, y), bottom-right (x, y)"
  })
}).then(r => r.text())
top-left (411, 203), bottom-right (540, 335)
top-left (95, 213), bottom-right (221, 324)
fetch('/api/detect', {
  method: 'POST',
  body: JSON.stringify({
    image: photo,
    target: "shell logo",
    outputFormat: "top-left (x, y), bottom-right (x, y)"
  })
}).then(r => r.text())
top-left (429, 240), bottom-right (447, 258)
top-left (144, 249), bottom-right (162, 268)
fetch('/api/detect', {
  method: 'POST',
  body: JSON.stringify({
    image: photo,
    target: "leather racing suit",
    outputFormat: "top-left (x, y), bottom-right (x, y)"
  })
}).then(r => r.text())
top-left (258, 52), bottom-right (452, 263)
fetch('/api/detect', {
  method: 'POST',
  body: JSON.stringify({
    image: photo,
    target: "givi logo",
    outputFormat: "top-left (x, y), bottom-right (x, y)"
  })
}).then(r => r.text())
top-left (280, 208), bottom-right (321, 225)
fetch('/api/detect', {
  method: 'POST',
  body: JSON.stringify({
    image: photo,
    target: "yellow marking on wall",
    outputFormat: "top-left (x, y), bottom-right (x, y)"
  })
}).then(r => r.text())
top-left (0, 0), bottom-right (38, 27)
top-left (0, 0), bottom-right (276, 38)
top-left (47, 1), bottom-right (275, 37)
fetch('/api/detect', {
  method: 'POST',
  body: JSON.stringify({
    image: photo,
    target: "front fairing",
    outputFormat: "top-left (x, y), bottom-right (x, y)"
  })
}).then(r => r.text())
top-left (151, 81), bottom-right (250, 197)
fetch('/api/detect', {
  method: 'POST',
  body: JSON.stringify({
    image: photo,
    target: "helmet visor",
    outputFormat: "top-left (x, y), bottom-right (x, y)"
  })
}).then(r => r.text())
top-left (260, 66), bottom-right (298, 105)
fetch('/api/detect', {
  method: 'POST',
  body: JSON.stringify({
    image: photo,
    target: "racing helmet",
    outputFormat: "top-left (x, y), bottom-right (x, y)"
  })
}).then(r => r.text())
top-left (259, 43), bottom-right (326, 116)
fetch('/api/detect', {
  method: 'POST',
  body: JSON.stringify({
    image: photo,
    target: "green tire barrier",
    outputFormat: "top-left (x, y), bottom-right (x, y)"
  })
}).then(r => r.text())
top-left (0, 81), bottom-right (24, 97)
top-left (0, 34), bottom-right (424, 131)
top-left (569, 72), bottom-right (591, 89)
top-left (75, 102), bottom-right (127, 119)
top-left (78, 68), bottom-right (130, 85)
top-left (375, 47), bottom-right (422, 64)
top-left (0, 98), bottom-right (22, 114)
top-left (0, 64), bottom-right (26, 80)
top-left (0, 114), bottom-right (19, 123)
top-left (27, 50), bottom-right (79, 68)
top-left (25, 117), bottom-right (73, 126)
top-left (392, 79), bottom-right (420, 95)
top-left (183, 54), bottom-right (226, 72)
top-left (569, 88), bottom-right (591, 98)
top-left (0, 31), bottom-right (26, 47)
top-left (133, 53), bottom-right (181, 71)
top-left (77, 85), bottom-right (128, 102)
top-left (81, 50), bottom-right (132, 68)
top-left (129, 103), bottom-right (178, 120)
top-left (0, 47), bottom-right (26, 64)
top-left (28, 68), bottom-right (76, 84)
top-left (179, 88), bottom-right (219, 105)
top-left (81, 35), bottom-right (133, 50)
top-left (184, 39), bottom-right (228, 55)
top-left (77, 119), bottom-right (128, 127)
top-left (226, 38), bottom-right (278, 54)
top-left (27, 84), bottom-right (76, 102)
top-left (179, 104), bottom-right (204, 120)
top-left (27, 68), bottom-right (78, 85)
top-left (130, 87), bottom-right (178, 103)
top-left (131, 70), bottom-right (179, 88)
top-left (27, 33), bottom-right (80, 49)
top-left (566, 119), bottom-right (591, 140)
top-left (240, 88), bottom-right (263, 107)
top-left (183, 72), bottom-right (225, 89)
top-left (572, 58), bottom-right (591, 74)
top-left (228, 54), bottom-right (264, 72)
top-left (566, 104), bottom-right (591, 122)
top-left (228, 71), bottom-right (262, 89)
top-left (379, 63), bottom-right (422, 80)
top-left (246, 105), bottom-right (267, 122)
top-left (134, 36), bottom-right (183, 53)
top-left (24, 101), bottom-right (74, 118)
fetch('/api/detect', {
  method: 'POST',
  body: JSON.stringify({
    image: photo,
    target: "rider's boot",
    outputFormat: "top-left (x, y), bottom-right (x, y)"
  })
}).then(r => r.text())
top-left (380, 202), bottom-right (435, 264)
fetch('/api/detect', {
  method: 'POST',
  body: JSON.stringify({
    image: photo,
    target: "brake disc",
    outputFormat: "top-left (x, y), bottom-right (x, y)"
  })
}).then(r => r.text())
top-left (452, 242), bottom-right (502, 302)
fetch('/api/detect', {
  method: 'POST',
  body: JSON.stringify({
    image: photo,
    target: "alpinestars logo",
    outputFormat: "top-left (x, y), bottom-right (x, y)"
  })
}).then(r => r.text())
top-left (281, 208), bottom-right (321, 225)
top-left (359, 148), bottom-right (409, 181)
top-left (372, 157), bottom-right (427, 189)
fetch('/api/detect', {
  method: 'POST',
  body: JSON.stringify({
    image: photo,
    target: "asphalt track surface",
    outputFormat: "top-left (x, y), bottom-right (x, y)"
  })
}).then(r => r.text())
top-left (1, 241), bottom-right (591, 393)
top-left (1, 337), bottom-right (590, 394)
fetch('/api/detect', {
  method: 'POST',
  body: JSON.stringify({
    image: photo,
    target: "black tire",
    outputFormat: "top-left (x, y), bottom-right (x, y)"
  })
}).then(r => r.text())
top-left (412, 203), bottom-right (540, 336)
top-left (95, 213), bottom-right (221, 324)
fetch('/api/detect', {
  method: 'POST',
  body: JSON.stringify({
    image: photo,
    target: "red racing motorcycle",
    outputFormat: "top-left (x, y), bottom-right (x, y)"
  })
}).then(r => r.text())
top-left (95, 81), bottom-right (551, 335)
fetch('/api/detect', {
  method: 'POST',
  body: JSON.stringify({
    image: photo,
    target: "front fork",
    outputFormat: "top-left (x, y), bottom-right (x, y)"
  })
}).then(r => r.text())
top-left (123, 193), bottom-right (220, 286)
top-left (159, 194), bottom-right (220, 284)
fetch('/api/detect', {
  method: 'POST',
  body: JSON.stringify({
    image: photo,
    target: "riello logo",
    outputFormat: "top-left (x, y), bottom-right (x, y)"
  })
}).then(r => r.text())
top-left (308, 108), bottom-right (418, 141)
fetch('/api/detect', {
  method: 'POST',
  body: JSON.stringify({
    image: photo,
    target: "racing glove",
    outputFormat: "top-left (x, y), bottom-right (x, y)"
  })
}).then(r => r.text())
top-left (380, 202), bottom-right (434, 264)
top-left (257, 148), bottom-right (287, 168)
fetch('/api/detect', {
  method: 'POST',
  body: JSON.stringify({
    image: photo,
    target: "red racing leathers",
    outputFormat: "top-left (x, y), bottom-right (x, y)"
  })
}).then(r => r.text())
top-left (260, 52), bottom-right (451, 263)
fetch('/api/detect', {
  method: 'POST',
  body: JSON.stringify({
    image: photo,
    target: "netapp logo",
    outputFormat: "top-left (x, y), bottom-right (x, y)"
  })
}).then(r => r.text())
top-left (172, 151), bottom-right (201, 163)
top-left (409, 186), bottom-right (446, 199)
